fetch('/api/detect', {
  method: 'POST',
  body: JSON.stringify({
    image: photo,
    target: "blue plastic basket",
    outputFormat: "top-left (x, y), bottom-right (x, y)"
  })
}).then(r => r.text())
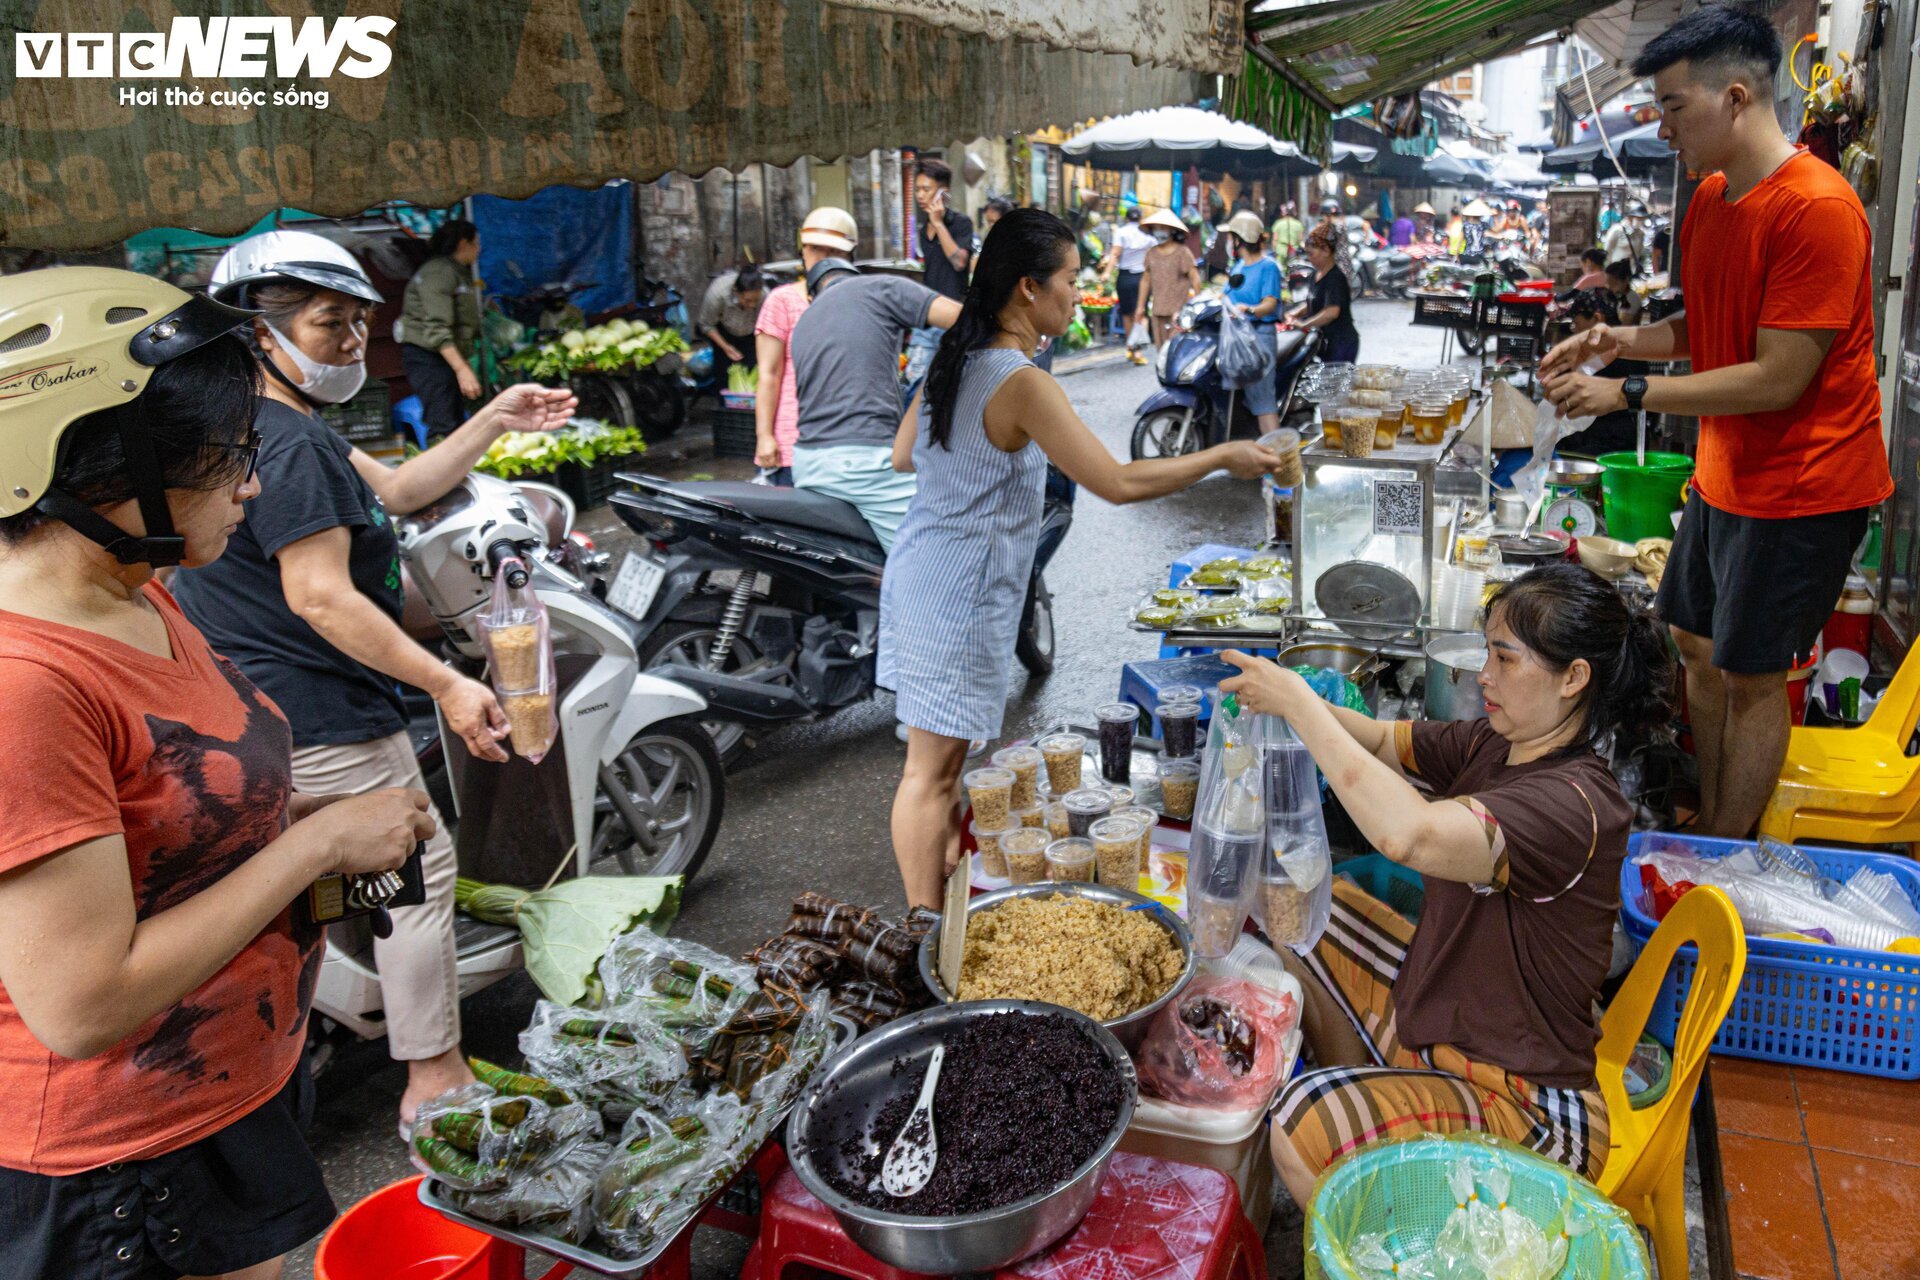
top-left (1337, 852), bottom-right (1427, 922)
top-left (1306, 1133), bottom-right (1650, 1279)
top-left (1621, 831), bottom-right (1920, 1079)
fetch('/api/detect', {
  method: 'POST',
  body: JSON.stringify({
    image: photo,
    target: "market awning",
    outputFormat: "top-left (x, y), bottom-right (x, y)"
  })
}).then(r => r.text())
top-left (1060, 105), bottom-right (1374, 175)
top-left (1229, 0), bottom-right (1625, 152)
top-left (0, 0), bottom-right (1204, 250)
top-left (828, 0), bottom-right (1242, 73)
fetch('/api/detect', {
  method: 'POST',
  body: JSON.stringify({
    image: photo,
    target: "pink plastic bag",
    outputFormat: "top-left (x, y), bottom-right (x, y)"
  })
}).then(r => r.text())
top-left (1135, 975), bottom-right (1299, 1109)
top-left (476, 558), bottom-right (558, 764)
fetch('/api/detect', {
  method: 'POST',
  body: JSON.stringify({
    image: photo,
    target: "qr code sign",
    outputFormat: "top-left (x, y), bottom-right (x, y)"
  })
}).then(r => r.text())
top-left (1373, 480), bottom-right (1425, 535)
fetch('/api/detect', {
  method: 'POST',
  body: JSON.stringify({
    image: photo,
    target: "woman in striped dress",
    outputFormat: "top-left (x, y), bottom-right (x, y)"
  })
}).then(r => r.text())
top-left (879, 210), bottom-right (1286, 908)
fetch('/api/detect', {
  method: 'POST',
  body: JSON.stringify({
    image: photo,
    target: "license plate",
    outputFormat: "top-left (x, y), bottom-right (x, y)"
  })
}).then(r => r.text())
top-left (607, 551), bottom-right (667, 620)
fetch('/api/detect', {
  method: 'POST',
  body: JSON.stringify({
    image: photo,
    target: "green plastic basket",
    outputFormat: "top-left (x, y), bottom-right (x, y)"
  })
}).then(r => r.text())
top-left (1307, 1133), bottom-right (1650, 1279)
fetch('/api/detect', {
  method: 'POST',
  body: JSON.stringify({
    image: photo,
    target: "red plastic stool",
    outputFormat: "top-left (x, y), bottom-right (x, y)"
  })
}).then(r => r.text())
top-left (752, 1152), bottom-right (1265, 1280)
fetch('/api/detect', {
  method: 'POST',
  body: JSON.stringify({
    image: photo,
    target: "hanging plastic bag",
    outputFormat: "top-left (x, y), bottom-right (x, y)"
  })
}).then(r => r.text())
top-left (1217, 307), bottom-right (1275, 391)
top-left (477, 556), bottom-right (558, 763)
top-left (1134, 974), bottom-right (1300, 1109)
top-left (1187, 694), bottom-right (1265, 957)
top-left (1256, 715), bottom-right (1334, 953)
top-left (1127, 318), bottom-right (1151, 351)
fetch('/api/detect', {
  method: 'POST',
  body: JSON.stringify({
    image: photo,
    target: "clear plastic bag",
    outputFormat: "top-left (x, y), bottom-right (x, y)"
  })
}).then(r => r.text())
top-left (408, 1081), bottom-right (602, 1192)
top-left (1257, 716), bottom-right (1333, 953)
top-left (1134, 974), bottom-right (1300, 1108)
top-left (598, 928), bottom-right (758, 1028)
top-left (518, 1000), bottom-right (693, 1114)
top-left (1634, 838), bottom-right (1920, 951)
top-left (1218, 306), bottom-right (1275, 390)
top-left (446, 1139), bottom-right (609, 1243)
top-left (476, 557), bottom-right (558, 763)
top-left (1187, 696), bottom-right (1265, 957)
top-left (592, 996), bottom-right (835, 1258)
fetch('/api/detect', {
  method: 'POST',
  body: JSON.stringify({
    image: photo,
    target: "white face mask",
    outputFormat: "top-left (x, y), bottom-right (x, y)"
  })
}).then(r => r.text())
top-left (266, 321), bottom-right (367, 404)
top-left (1151, 230), bottom-right (1171, 244)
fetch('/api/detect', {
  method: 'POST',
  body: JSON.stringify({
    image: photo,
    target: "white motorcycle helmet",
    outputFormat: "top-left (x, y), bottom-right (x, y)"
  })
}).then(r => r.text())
top-left (209, 229), bottom-right (383, 307)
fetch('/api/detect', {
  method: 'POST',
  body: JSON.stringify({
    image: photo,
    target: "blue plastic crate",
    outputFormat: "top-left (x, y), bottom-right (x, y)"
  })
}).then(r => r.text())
top-left (1620, 831), bottom-right (1920, 1079)
top-left (1336, 852), bottom-right (1427, 922)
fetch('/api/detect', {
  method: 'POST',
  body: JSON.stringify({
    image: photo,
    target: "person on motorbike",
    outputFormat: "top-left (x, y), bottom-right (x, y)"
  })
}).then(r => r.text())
top-left (0, 267), bottom-right (437, 1280)
top-left (171, 231), bottom-right (574, 1129)
top-left (397, 219), bottom-right (484, 440)
top-left (786, 233), bottom-right (961, 552)
top-left (1217, 210), bottom-right (1286, 435)
top-left (879, 211), bottom-right (1288, 908)
top-left (1283, 227), bottom-right (1361, 364)
top-left (754, 211), bottom-right (859, 486)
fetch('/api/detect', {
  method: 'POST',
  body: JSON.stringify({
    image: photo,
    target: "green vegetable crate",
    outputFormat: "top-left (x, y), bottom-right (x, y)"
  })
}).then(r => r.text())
top-left (556, 455), bottom-right (625, 511)
top-left (713, 404), bottom-right (758, 459)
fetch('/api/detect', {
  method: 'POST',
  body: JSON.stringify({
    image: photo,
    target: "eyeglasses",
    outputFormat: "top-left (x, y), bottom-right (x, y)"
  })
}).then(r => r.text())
top-left (210, 427), bottom-right (262, 485)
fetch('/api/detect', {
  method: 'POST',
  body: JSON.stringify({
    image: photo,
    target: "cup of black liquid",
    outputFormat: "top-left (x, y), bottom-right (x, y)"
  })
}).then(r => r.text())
top-left (1157, 701), bottom-right (1201, 759)
top-left (1095, 702), bottom-right (1138, 784)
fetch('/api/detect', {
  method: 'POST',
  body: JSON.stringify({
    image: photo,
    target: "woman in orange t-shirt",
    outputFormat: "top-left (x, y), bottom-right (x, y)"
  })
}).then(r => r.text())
top-left (0, 268), bottom-right (434, 1280)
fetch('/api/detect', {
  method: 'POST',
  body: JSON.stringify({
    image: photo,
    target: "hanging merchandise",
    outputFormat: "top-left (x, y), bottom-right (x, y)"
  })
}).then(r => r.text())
top-left (1187, 695), bottom-right (1265, 957)
top-left (1256, 716), bottom-right (1333, 954)
top-left (478, 557), bottom-right (559, 763)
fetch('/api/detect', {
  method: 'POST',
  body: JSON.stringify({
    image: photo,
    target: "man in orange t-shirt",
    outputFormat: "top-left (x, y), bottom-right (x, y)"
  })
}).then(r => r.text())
top-left (1543, 4), bottom-right (1891, 839)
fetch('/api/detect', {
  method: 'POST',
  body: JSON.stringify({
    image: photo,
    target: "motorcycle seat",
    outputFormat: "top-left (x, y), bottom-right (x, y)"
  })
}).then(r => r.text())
top-left (641, 479), bottom-right (880, 547)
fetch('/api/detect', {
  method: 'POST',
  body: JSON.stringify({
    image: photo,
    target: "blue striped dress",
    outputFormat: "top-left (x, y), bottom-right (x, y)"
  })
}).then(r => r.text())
top-left (878, 348), bottom-right (1047, 741)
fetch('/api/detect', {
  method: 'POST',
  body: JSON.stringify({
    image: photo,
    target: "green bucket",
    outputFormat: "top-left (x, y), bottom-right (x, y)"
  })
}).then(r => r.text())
top-left (1598, 451), bottom-right (1693, 543)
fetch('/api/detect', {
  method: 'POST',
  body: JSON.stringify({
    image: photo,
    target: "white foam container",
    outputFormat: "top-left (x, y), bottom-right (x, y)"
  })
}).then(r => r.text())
top-left (1119, 934), bottom-right (1303, 1234)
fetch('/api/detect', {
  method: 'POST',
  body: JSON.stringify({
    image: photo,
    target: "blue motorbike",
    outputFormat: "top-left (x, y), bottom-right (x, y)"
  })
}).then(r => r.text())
top-left (1130, 291), bottom-right (1321, 460)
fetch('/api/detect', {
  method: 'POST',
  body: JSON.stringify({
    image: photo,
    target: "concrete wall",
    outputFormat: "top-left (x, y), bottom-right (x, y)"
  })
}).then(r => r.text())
top-left (636, 158), bottom-right (816, 314)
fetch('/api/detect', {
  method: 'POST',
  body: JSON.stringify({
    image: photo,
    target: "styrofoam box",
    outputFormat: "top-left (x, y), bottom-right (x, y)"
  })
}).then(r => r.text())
top-left (1119, 934), bottom-right (1303, 1234)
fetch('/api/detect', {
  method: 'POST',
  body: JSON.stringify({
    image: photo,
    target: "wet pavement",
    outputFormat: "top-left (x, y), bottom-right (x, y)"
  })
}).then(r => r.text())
top-left (290, 299), bottom-right (1451, 1279)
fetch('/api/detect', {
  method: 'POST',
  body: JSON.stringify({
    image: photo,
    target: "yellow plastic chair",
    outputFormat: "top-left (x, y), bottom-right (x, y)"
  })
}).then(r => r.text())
top-left (1596, 885), bottom-right (1747, 1280)
top-left (1759, 642), bottom-right (1920, 848)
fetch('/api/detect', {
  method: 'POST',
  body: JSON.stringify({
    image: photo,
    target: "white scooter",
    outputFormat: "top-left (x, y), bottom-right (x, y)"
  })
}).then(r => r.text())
top-left (309, 473), bottom-right (724, 1048)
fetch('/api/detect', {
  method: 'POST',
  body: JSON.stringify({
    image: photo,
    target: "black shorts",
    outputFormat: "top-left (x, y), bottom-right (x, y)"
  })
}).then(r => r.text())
top-left (1656, 494), bottom-right (1870, 674)
top-left (0, 1063), bottom-right (335, 1280)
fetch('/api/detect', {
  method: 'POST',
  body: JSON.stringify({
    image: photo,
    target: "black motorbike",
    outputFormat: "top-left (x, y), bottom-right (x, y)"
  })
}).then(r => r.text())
top-left (604, 467), bottom-right (1075, 760)
top-left (1131, 292), bottom-right (1320, 460)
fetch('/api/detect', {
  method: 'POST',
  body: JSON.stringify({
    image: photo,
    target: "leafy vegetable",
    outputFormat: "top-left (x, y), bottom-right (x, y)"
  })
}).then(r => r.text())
top-left (474, 417), bottom-right (648, 480)
top-left (505, 319), bottom-right (689, 381)
top-left (455, 875), bottom-right (683, 1005)
top-left (726, 364), bottom-right (758, 396)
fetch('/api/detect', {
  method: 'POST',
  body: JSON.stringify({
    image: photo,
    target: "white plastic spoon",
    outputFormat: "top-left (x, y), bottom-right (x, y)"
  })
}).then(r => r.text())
top-left (879, 1043), bottom-right (945, 1198)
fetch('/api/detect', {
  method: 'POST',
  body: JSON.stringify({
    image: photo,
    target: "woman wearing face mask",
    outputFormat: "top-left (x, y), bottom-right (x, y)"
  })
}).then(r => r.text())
top-left (1133, 208), bottom-right (1201, 350)
top-left (172, 231), bottom-right (574, 1129)
top-left (879, 210), bottom-right (1287, 908)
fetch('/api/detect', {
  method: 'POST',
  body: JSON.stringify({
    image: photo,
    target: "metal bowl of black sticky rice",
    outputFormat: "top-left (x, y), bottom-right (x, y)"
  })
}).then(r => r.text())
top-left (915, 881), bottom-right (1198, 1051)
top-left (785, 1000), bottom-right (1138, 1273)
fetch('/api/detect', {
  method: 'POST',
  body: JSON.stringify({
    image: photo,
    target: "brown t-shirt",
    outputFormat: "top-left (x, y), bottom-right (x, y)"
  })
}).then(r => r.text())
top-left (1388, 719), bottom-right (1629, 1090)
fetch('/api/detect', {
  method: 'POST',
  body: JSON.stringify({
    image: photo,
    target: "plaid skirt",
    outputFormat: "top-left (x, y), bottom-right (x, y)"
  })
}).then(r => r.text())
top-left (1272, 879), bottom-right (1609, 1182)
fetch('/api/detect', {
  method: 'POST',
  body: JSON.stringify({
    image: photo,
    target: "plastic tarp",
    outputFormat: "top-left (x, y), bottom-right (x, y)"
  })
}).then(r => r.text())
top-left (473, 185), bottom-right (634, 318)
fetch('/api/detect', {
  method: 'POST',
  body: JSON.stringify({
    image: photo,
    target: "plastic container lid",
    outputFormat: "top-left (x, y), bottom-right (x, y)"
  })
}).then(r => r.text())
top-left (1104, 786), bottom-right (1136, 808)
top-left (1090, 815), bottom-right (1144, 842)
top-left (1063, 788), bottom-right (1114, 815)
top-left (1157, 700), bottom-right (1201, 719)
top-left (1000, 828), bottom-right (1050, 856)
top-left (1038, 732), bottom-right (1087, 752)
top-left (1097, 702), bottom-right (1138, 723)
top-left (962, 766), bottom-right (1014, 791)
top-left (1045, 837), bottom-right (1096, 865)
top-left (992, 745), bottom-right (1041, 769)
top-left (1159, 685), bottom-right (1205, 704)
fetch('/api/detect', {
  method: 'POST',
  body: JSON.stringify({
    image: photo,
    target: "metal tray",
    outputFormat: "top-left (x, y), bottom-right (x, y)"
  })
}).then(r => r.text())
top-left (417, 1013), bottom-right (858, 1275)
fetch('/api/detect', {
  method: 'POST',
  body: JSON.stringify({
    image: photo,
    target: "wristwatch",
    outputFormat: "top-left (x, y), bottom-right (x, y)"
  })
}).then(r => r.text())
top-left (1622, 376), bottom-right (1648, 412)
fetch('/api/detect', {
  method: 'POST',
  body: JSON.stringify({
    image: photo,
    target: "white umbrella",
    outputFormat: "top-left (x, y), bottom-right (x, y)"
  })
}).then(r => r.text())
top-left (1062, 105), bottom-right (1368, 173)
top-left (1489, 151), bottom-right (1546, 186)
